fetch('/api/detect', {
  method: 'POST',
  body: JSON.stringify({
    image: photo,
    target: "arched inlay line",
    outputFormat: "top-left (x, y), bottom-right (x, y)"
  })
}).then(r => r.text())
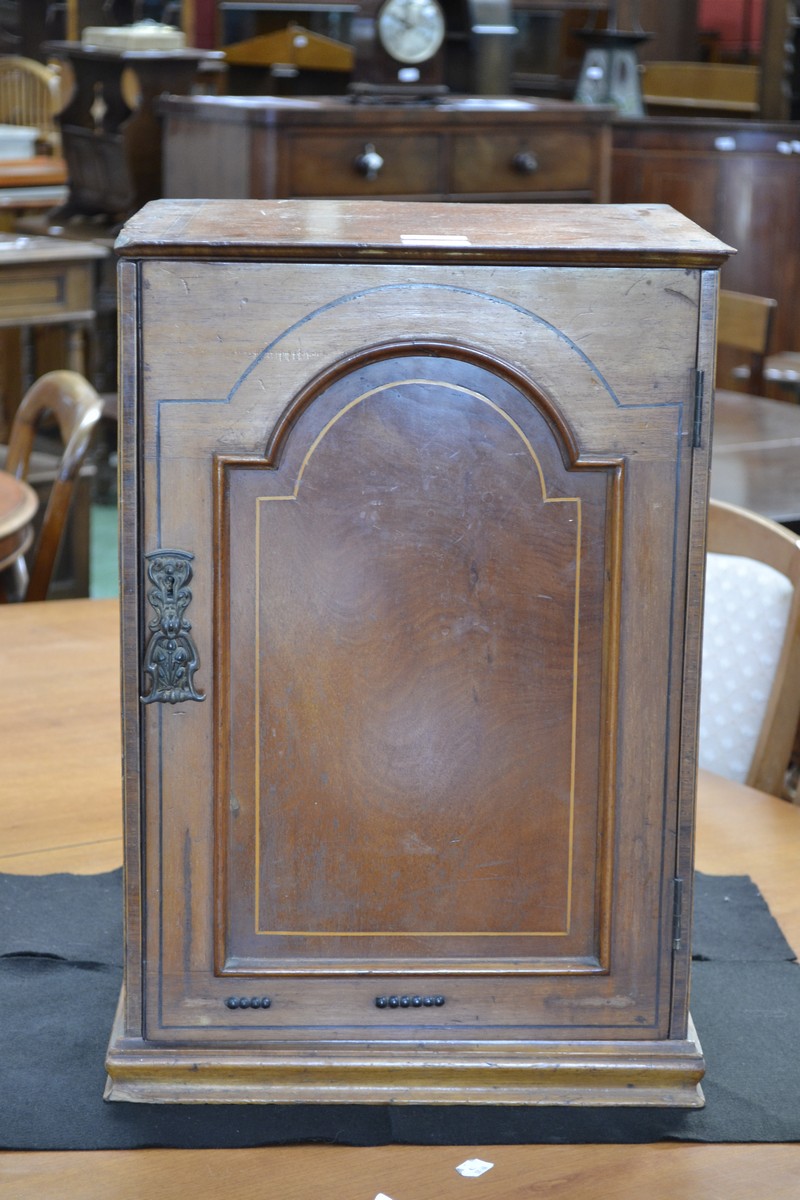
top-left (252, 376), bottom-right (583, 939)
top-left (289, 378), bottom-right (561, 503)
top-left (227, 281), bottom-right (625, 408)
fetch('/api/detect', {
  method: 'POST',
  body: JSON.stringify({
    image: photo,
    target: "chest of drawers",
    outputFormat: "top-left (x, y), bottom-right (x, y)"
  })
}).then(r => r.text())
top-left (161, 95), bottom-right (612, 202)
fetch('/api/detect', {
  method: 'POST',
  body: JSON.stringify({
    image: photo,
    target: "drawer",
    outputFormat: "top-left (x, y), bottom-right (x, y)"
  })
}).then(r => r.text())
top-left (450, 129), bottom-right (597, 195)
top-left (0, 262), bottom-right (94, 327)
top-left (286, 132), bottom-right (442, 196)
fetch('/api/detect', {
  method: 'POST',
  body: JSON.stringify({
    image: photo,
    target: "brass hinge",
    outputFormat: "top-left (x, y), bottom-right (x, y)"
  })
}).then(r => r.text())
top-left (692, 369), bottom-right (705, 449)
top-left (672, 876), bottom-right (684, 951)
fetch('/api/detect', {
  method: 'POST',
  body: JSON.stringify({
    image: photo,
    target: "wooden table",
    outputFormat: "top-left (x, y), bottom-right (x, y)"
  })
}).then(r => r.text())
top-left (0, 230), bottom-right (107, 437)
top-left (1, 598), bottom-right (799, 1196)
top-left (0, 468), bottom-right (36, 572)
top-left (711, 388), bottom-right (800, 527)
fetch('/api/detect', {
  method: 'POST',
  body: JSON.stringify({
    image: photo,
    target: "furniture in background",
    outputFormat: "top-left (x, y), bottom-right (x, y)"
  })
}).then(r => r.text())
top-left (217, 0), bottom-right (612, 100)
top-left (0, 369), bottom-right (103, 601)
top-left (0, 231), bottom-right (106, 436)
top-left (106, 199), bottom-right (728, 1106)
top-left (222, 25), bottom-right (354, 97)
top-left (0, 155), bottom-right (67, 225)
top-left (0, 54), bottom-right (63, 153)
top-left (161, 94), bottom-right (612, 201)
top-left (640, 61), bottom-right (760, 118)
top-left (710, 388), bottom-right (800, 530)
top-left (761, 350), bottom-right (800, 399)
top-left (42, 39), bottom-right (223, 227)
top-left (699, 498), bottom-right (800, 798)
top-left (1, 599), bottom-right (799, 1192)
top-left (0, 467), bottom-right (36, 579)
top-left (717, 288), bottom-right (777, 395)
top-left (611, 117), bottom-right (800, 397)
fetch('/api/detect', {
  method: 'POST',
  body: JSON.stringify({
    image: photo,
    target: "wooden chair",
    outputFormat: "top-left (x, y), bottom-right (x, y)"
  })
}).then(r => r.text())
top-left (2, 370), bottom-right (103, 602)
top-left (699, 498), bottom-right (800, 798)
top-left (641, 62), bottom-right (760, 117)
top-left (0, 55), bottom-right (62, 153)
top-left (717, 289), bottom-right (778, 394)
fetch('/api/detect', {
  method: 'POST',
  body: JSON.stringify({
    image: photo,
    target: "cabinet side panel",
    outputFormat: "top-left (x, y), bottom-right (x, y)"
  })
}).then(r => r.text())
top-left (670, 267), bottom-right (719, 1036)
top-left (119, 256), bottom-right (144, 1036)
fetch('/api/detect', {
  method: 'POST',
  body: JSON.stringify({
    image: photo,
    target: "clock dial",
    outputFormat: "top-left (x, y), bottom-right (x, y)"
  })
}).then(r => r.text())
top-left (377, 0), bottom-right (446, 65)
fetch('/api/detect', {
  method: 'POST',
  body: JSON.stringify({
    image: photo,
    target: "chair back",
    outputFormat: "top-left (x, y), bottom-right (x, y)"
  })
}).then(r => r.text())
top-left (5, 370), bottom-right (103, 602)
top-left (0, 56), bottom-right (62, 151)
top-left (717, 289), bottom-right (778, 393)
top-left (700, 498), bottom-right (800, 797)
top-left (641, 62), bottom-right (760, 116)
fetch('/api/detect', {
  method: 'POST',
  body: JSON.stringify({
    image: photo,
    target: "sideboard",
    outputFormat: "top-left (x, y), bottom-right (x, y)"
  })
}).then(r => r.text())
top-left (612, 117), bottom-right (800, 387)
top-left (160, 95), bottom-right (612, 203)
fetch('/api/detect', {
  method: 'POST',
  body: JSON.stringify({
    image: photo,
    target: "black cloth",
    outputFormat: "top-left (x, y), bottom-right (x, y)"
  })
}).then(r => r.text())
top-left (0, 870), bottom-right (797, 1149)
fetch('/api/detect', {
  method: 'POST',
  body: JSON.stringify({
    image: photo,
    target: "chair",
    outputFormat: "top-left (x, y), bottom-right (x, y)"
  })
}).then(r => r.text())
top-left (0, 55), bottom-right (62, 154)
top-left (1, 370), bottom-right (103, 602)
top-left (641, 62), bottom-right (760, 117)
top-left (717, 289), bottom-right (778, 394)
top-left (699, 499), bottom-right (800, 798)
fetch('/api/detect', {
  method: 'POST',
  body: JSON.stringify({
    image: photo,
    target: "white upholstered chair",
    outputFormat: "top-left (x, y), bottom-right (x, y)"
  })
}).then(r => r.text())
top-left (699, 499), bottom-right (800, 798)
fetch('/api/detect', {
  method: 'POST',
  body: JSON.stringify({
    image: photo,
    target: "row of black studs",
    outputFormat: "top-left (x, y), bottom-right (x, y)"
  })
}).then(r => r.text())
top-left (223, 995), bottom-right (447, 1010)
top-left (375, 995), bottom-right (446, 1008)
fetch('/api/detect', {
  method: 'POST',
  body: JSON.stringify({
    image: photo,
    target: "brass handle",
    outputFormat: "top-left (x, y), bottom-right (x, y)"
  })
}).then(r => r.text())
top-left (512, 152), bottom-right (539, 175)
top-left (354, 143), bottom-right (385, 181)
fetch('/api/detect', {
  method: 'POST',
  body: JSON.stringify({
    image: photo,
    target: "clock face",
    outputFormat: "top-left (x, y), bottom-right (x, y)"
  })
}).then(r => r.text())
top-left (376, 0), bottom-right (446, 65)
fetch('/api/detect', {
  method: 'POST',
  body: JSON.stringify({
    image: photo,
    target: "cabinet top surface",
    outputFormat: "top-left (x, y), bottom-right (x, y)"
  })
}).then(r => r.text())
top-left (116, 200), bottom-right (733, 266)
top-left (158, 94), bottom-right (614, 127)
top-left (0, 232), bottom-right (108, 265)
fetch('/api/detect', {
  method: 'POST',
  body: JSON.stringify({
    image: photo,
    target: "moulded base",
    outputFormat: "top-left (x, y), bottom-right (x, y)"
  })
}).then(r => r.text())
top-left (104, 989), bottom-right (705, 1107)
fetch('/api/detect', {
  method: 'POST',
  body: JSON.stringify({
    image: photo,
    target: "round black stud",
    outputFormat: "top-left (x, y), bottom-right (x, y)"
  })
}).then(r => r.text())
top-left (260, 997), bottom-right (272, 1008)
top-left (239, 997), bottom-right (251, 1008)
top-left (434, 995), bottom-right (446, 1006)
top-left (388, 995), bottom-right (400, 1008)
top-left (375, 996), bottom-right (388, 1008)
top-left (411, 996), bottom-right (423, 1006)
top-left (225, 997), bottom-right (239, 1009)
top-left (400, 996), bottom-right (411, 1007)
top-left (251, 997), bottom-right (261, 1008)
top-left (423, 996), bottom-right (434, 1006)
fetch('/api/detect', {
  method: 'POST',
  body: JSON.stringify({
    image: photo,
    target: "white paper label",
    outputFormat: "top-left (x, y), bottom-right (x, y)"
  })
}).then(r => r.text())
top-left (455, 1158), bottom-right (495, 1178)
top-left (400, 234), bottom-right (471, 247)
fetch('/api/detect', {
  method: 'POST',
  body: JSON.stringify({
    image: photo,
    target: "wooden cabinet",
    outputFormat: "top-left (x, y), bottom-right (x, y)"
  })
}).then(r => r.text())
top-left (612, 118), bottom-right (800, 386)
top-left (105, 198), bottom-right (730, 1106)
top-left (161, 95), bottom-right (612, 202)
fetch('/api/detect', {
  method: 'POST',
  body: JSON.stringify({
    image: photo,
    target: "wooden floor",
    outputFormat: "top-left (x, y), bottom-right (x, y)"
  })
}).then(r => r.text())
top-left (1, 598), bottom-right (799, 1198)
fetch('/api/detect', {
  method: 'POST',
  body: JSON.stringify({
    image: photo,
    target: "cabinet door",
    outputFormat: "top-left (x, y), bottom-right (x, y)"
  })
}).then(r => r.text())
top-left (132, 259), bottom-right (706, 1047)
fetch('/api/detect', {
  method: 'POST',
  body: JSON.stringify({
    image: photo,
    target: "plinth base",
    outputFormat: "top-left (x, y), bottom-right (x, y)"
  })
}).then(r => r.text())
top-left (105, 989), bottom-right (705, 1107)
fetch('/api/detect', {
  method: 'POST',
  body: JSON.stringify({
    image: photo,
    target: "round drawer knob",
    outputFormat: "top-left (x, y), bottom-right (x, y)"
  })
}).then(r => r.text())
top-left (354, 144), bottom-right (385, 181)
top-left (512, 152), bottom-right (539, 175)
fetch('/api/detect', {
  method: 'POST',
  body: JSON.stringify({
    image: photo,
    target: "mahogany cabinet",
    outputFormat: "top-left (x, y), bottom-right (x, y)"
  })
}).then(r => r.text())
top-left (160, 95), bottom-right (612, 203)
top-left (612, 118), bottom-right (800, 385)
top-left (106, 199), bottom-right (730, 1105)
